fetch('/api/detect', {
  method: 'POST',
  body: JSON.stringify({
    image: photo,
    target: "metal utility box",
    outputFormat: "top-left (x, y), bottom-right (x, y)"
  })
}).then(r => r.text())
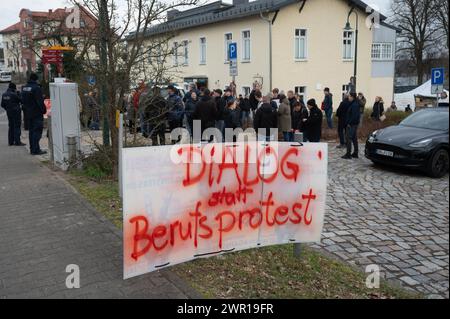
top-left (49, 82), bottom-right (81, 170)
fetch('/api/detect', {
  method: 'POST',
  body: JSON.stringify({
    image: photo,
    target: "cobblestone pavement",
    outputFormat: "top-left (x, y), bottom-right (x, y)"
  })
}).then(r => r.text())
top-left (0, 118), bottom-right (199, 298)
top-left (311, 144), bottom-right (449, 298)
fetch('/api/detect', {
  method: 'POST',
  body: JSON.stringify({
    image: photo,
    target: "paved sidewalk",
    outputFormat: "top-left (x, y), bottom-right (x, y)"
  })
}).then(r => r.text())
top-left (0, 115), bottom-right (199, 298)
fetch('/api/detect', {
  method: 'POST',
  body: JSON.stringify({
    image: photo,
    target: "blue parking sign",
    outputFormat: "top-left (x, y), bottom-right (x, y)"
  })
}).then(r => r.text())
top-left (228, 42), bottom-right (237, 60)
top-left (431, 68), bottom-right (444, 85)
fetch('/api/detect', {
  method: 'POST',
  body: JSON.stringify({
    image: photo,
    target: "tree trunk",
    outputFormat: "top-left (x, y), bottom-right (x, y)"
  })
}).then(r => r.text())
top-left (109, 106), bottom-right (119, 180)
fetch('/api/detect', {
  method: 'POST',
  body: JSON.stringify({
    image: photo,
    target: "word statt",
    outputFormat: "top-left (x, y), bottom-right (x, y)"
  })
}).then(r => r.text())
top-left (122, 142), bottom-right (328, 279)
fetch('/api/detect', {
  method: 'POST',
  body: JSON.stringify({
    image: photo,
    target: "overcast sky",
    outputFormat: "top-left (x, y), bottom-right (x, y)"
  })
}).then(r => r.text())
top-left (0, 0), bottom-right (392, 31)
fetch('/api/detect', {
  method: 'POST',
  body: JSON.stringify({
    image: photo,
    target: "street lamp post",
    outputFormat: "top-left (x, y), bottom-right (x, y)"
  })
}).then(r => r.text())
top-left (345, 8), bottom-right (359, 93)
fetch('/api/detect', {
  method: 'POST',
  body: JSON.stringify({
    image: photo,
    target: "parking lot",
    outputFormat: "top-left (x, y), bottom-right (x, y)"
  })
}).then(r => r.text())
top-left (314, 144), bottom-right (449, 298)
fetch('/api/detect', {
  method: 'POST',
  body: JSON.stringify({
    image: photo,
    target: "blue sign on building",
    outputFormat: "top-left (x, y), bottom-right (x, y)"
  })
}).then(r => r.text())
top-left (228, 42), bottom-right (237, 60)
top-left (431, 68), bottom-right (445, 85)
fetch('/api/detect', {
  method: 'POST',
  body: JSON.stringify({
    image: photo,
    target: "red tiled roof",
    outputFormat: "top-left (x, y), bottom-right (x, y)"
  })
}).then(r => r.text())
top-left (0, 22), bottom-right (21, 34)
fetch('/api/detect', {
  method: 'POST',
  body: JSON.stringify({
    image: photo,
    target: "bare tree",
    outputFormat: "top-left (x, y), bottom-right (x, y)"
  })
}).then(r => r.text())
top-left (70, 0), bottom-right (199, 178)
top-left (391, 0), bottom-right (442, 84)
top-left (5, 33), bottom-right (23, 82)
top-left (434, 0), bottom-right (449, 51)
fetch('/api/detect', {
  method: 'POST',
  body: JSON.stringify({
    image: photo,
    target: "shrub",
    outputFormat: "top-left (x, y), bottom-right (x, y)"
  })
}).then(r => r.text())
top-left (81, 146), bottom-right (114, 181)
top-left (321, 110), bottom-right (410, 142)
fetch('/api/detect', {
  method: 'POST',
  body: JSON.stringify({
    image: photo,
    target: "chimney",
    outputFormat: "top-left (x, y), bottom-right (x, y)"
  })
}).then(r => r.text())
top-left (232, 0), bottom-right (249, 5)
top-left (167, 9), bottom-right (180, 21)
top-left (49, 9), bottom-right (53, 15)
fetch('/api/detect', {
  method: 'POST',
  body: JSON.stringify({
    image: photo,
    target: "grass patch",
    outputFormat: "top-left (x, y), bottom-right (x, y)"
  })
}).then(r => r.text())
top-left (174, 245), bottom-right (418, 299)
top-left (65, 170), bottom-right (420, 299)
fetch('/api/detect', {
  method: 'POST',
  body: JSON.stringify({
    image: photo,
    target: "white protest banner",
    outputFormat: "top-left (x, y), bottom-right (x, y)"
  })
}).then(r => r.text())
top-left (122, 142), bottom-right (328, 279)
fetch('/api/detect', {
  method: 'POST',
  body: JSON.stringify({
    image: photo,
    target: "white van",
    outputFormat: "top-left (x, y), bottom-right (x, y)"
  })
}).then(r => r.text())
top-left (0, 70), bottom-right (12, 82)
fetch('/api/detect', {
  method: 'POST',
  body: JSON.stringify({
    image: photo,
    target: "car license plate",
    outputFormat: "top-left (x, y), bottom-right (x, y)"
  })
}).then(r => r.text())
top-left (375, 149), bottom-right (394, 157)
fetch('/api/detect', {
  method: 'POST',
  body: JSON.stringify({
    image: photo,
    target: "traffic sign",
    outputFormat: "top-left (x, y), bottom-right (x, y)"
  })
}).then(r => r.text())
top-left (87, 75), bottom-right (96, 86)
top-left (228, 42), bottom-right (237, 60)
top-left (431, 85), bottom-right (444, 95)
top-left (230, 60), bottom-right (238, 76)
top-left (431, 68), bottom-right (445, 85)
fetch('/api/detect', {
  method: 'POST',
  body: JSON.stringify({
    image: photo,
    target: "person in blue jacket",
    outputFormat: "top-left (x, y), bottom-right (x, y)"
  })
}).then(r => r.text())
top-left (21, 73), bottom-right (47, 155)
top-left (1, 82), bottom-right (25, 146)
top-left (322, 87), bottom-right (333, 129)
top-left (342, 92), bottom-right (360, 159)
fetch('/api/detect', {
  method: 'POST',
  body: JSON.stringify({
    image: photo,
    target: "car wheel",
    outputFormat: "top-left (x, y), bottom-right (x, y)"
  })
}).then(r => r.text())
top-left (427, 149), bottom-right (449, 178)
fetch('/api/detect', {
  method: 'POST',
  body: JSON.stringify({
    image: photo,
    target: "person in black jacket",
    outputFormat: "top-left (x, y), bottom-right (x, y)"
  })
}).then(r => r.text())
top-left (370, 96), bottom-right (385, 121)
top-left (342, 93), bottom-right (360, 159)
top-left (1, 82), bottom-right (25, 146)
top-left (193, 89), bottom-right (218, 142)
top-left (21, 73), bottom-right (47, 155)
top-left (238, 94), bottom-right (251, 128)
top-left (303, 99), bottom-right (323, 142)
top-left (254, 94), bottom-right (277, 141)
top-left (224, 98), bottom-right (241, 142)
top-left (292, 101), bottom-right (308, 133)
top-left (215, 88), bottom-right (231, 141)
top-left (335, 94), bottom-right (350, 148)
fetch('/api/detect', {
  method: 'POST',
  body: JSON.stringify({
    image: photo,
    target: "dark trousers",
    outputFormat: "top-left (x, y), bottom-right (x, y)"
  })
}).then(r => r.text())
top-left (150, 124), bottom-right (166, 146)
top-left (7, 109), bottom-right (22, 145)
top-left (169, 119), bottom-right (183, 143)
top-left (28, 116), bottom-right (44, 154)
top-left (338, 123), bottom-right (346, 145)
top-left (325, 108), bottom-right (333, 129)
top-left (345, 124), bottom-right (358, 155)
top-left (23, 110), bottom-right (29, 130)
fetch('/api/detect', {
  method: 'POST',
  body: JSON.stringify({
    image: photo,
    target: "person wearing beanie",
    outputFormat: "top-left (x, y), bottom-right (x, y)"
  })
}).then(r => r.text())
top-left (1, 82), bottom-right (25, 146)
top-left (21, 73), bottom-right (47, 155)
top-left (303, 98), bottom-right (323, 142)
top-left (223, 97), bottom-right (241, 142)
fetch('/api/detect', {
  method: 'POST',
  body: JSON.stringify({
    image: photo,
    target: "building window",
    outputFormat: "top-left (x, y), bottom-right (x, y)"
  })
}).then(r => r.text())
top-left (173, 42), bottom-right (178, 66)
top-left (224, 33), bottom-right (232, 61)
top-left (182, 40), bottom-right (189, 65)
top-left (199, 37), bottom-right (206, 64)
top-left (372, 43), bottom-right (393, 60)
top-left (294, 29), bottom-right (307, 60)
top-left (242, 30), bottom-right (251, 62)
top-left (343, 31), bottom-right (354, 60)
top-left (242, 86), bottom-right (251, 97)
top-left (294, 86), bottom-right (307, 102)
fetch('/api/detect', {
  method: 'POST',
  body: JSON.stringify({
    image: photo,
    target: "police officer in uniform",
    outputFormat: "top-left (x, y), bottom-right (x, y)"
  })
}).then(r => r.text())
top-left (1, 82), bottom-right (25, 146)
top-left (21, 73), bottom-right (47, 155)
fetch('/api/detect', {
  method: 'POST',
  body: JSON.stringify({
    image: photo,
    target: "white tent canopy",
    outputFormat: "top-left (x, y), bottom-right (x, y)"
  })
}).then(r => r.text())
top-left (394, 80), bottom-right (449, 111)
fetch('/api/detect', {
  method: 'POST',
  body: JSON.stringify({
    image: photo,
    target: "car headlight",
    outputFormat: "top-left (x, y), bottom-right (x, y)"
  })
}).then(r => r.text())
top-left (368, 130), bottom-right (378, 143)
top-left (409, 138), bottom-right (433, 148)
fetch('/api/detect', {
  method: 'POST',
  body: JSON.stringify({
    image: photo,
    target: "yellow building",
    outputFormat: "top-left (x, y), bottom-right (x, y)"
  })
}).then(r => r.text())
top-left (141, 0), bottom-right (399, 106)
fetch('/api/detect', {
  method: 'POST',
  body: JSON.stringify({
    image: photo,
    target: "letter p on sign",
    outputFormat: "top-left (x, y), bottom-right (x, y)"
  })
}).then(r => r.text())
top-left (432, 68), bottom-right (445, 85)
top-left (229, 43), bottom-right (237, 60)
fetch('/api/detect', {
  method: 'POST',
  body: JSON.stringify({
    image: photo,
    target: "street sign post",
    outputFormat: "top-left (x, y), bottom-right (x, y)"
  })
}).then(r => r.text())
top-left (431, 68), bottom-right (445, 106)
top-left (229, 42), bottom-right (238, 79)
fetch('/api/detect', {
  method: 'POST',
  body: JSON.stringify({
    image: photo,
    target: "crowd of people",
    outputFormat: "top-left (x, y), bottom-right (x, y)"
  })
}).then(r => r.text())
top-left (1, 75), bottom-right (413, 159)
top-left (126, 81), bottom-right (410, 161)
